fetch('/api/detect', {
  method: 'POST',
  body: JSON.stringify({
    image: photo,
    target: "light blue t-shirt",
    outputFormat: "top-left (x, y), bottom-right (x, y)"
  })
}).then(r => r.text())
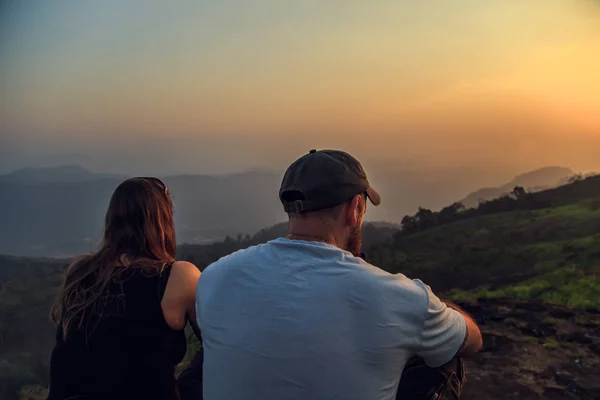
top-left (196, 238), bottom-right (466, 400)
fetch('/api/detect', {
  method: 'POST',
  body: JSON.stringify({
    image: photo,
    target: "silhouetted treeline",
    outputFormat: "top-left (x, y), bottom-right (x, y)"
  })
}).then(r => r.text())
top-left (400, 174), bottom-right (600, 235)
top-left (178, 222), bottom-right (399, 270)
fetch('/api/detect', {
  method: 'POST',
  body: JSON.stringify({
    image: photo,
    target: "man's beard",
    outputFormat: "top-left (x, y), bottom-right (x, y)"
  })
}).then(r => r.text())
top-left (346, 225), bottom-right (362, 257)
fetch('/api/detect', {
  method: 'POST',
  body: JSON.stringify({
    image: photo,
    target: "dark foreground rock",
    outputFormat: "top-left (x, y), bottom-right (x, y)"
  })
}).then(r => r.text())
top-left (459, 299), bottom-right (600, 399)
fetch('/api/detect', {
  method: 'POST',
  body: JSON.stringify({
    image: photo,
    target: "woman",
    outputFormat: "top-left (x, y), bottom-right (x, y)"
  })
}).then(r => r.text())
top-left (47, 177), bottom-right (200, 400)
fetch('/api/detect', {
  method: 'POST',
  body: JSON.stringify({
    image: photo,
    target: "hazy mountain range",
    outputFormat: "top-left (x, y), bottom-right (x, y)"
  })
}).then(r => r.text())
top-left (0, 165), bottom-right (127, 185)
top-left (459, 166), bottom-right (575, 208)
top-left (0, 164), bottom-right (577, 257)
top-left (0, 166), bottom-right (285, 257)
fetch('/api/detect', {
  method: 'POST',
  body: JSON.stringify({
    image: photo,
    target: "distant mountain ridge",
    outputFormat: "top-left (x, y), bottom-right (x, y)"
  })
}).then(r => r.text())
top-left (460, 166), bottom-right (574, 208)
top-left (0, 164), bottom-right (578, 257)
top-left (0, 168), bottom-right (286, 257)
top-left (0, 165), bottom-right (128, 185)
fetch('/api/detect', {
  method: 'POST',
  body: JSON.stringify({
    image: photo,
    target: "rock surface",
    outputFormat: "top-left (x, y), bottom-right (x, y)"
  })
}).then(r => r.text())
top-left (459, 299), bottom-right (600, 399)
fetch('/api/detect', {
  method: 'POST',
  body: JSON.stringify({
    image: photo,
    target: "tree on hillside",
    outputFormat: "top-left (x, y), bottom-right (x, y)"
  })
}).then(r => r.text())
top-left (569, 174), bottom-right (584, 183)
top-left (439, 202), bottom-right (465, 223)
top-left (401, 215), bottom-right (418, 234)
top-left (511, 186), bottom-right (527, 199)
top-left (416, 207), bottom-right (437, 229)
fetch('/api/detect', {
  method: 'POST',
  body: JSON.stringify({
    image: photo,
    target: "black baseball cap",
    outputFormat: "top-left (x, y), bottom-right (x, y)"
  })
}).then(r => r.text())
top-left (279, 149), bottom-right (381, 213)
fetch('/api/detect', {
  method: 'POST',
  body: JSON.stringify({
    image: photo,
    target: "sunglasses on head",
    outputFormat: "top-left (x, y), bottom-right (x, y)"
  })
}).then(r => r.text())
top-left (141, 177), bottom-right (168, 194)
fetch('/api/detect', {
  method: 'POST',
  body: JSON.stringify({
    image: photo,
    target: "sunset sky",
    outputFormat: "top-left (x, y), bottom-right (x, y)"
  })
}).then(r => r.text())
top-left (1, 0), bottom-right (599, 176)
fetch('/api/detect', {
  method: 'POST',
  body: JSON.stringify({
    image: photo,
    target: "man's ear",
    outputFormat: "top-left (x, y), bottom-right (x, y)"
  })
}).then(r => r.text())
top-left (344, 194), bottom-right (363, 227)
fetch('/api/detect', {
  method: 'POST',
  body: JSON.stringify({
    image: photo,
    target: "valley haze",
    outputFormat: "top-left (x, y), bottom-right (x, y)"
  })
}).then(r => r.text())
top-left (0, 164), bottom-right (576, 258)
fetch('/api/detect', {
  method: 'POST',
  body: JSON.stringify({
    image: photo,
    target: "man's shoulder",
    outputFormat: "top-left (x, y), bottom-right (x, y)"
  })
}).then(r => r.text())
top-left (201, 241), bottom-right (272, 276)
top-left (344, 258), bottom-right (430, 302)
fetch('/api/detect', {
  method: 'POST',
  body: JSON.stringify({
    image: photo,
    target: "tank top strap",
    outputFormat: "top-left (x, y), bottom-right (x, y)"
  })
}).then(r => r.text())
top-left (157, 262), bottom-right (174, 300)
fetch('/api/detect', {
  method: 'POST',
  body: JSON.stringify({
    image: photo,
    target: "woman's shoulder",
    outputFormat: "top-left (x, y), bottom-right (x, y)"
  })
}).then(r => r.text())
top-left (162, 261), bottom-right (200, 316)
top-left (168, 260), bottom-right (201, 285)
top-left (171, 260), bottom-right (199, 274)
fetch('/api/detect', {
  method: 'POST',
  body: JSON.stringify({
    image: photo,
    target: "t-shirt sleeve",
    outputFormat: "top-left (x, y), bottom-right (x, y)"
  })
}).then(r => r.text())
top-left (412, 279), bottom-right (467, 368)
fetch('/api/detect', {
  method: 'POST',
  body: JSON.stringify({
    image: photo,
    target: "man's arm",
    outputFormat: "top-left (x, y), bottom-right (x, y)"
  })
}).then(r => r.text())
top-left (442, 300), bottom-right (483, 357)
top-left (411, 280), bottom-right (483, 367)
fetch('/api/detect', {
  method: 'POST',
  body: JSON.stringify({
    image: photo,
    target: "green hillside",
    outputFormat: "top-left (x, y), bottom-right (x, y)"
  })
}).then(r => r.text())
top-left (369, 176), bottom-right (600, 309)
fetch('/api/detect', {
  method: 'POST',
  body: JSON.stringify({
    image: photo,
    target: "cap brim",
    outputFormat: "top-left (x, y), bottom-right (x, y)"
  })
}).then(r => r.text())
top-left (366, 186), bottom-right (381, 206)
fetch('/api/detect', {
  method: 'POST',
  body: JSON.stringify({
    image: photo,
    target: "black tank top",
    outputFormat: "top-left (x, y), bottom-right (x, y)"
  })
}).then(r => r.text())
top-left (47, 263), bottom-right (188, 400)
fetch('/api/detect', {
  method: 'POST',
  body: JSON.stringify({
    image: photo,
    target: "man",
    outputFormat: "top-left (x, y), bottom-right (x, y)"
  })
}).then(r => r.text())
top-left (192, 149), bottom-right (483, 399)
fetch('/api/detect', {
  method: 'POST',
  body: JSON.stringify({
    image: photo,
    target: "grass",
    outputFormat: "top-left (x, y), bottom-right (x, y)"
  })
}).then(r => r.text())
top-left (537, 201), bottom-right (600, 220)
top-left (447, 265), bottom-right (600, 309)
top-left (542, 316), bottom-right (560, 326)
top-left (574, 315), bottom-right (600, 327)
top-left (504, 317), bottom-right (528, 329)
top-left (522, 336), bottom-right (538, 345)
top-left (372, 197), bottom-right (600, 310)
top-left (543, 338), bottom-right (560, 349)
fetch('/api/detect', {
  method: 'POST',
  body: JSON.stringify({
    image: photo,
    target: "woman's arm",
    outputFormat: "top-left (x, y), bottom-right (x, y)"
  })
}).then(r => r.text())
top-left (162, 261), bottom-right (201, 333)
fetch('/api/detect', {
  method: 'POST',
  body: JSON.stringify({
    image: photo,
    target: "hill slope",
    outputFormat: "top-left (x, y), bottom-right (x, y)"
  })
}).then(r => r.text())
top-left (460, 166), bottom-right (574, 208)
top-left (0, 165), bottom-right (126, 185)
top-left (372, 199), bottom-right (600, 306)
top-left (374, 175), bottom-right (600, 306)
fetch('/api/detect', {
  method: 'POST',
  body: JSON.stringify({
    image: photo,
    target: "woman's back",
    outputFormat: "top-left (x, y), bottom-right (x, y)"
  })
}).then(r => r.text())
top-left (48, 263), bottom-right (187, 400)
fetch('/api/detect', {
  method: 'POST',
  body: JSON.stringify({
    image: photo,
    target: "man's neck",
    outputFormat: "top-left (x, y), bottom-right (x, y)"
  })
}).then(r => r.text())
top-left (286, 217), bottom-right (347, 249)
top-left (285, 232), bottom-right (337, 247)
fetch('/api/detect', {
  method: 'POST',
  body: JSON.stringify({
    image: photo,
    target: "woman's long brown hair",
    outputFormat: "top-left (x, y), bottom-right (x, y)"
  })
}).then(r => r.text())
top-left (51, 177), bottom-right (176, 337)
